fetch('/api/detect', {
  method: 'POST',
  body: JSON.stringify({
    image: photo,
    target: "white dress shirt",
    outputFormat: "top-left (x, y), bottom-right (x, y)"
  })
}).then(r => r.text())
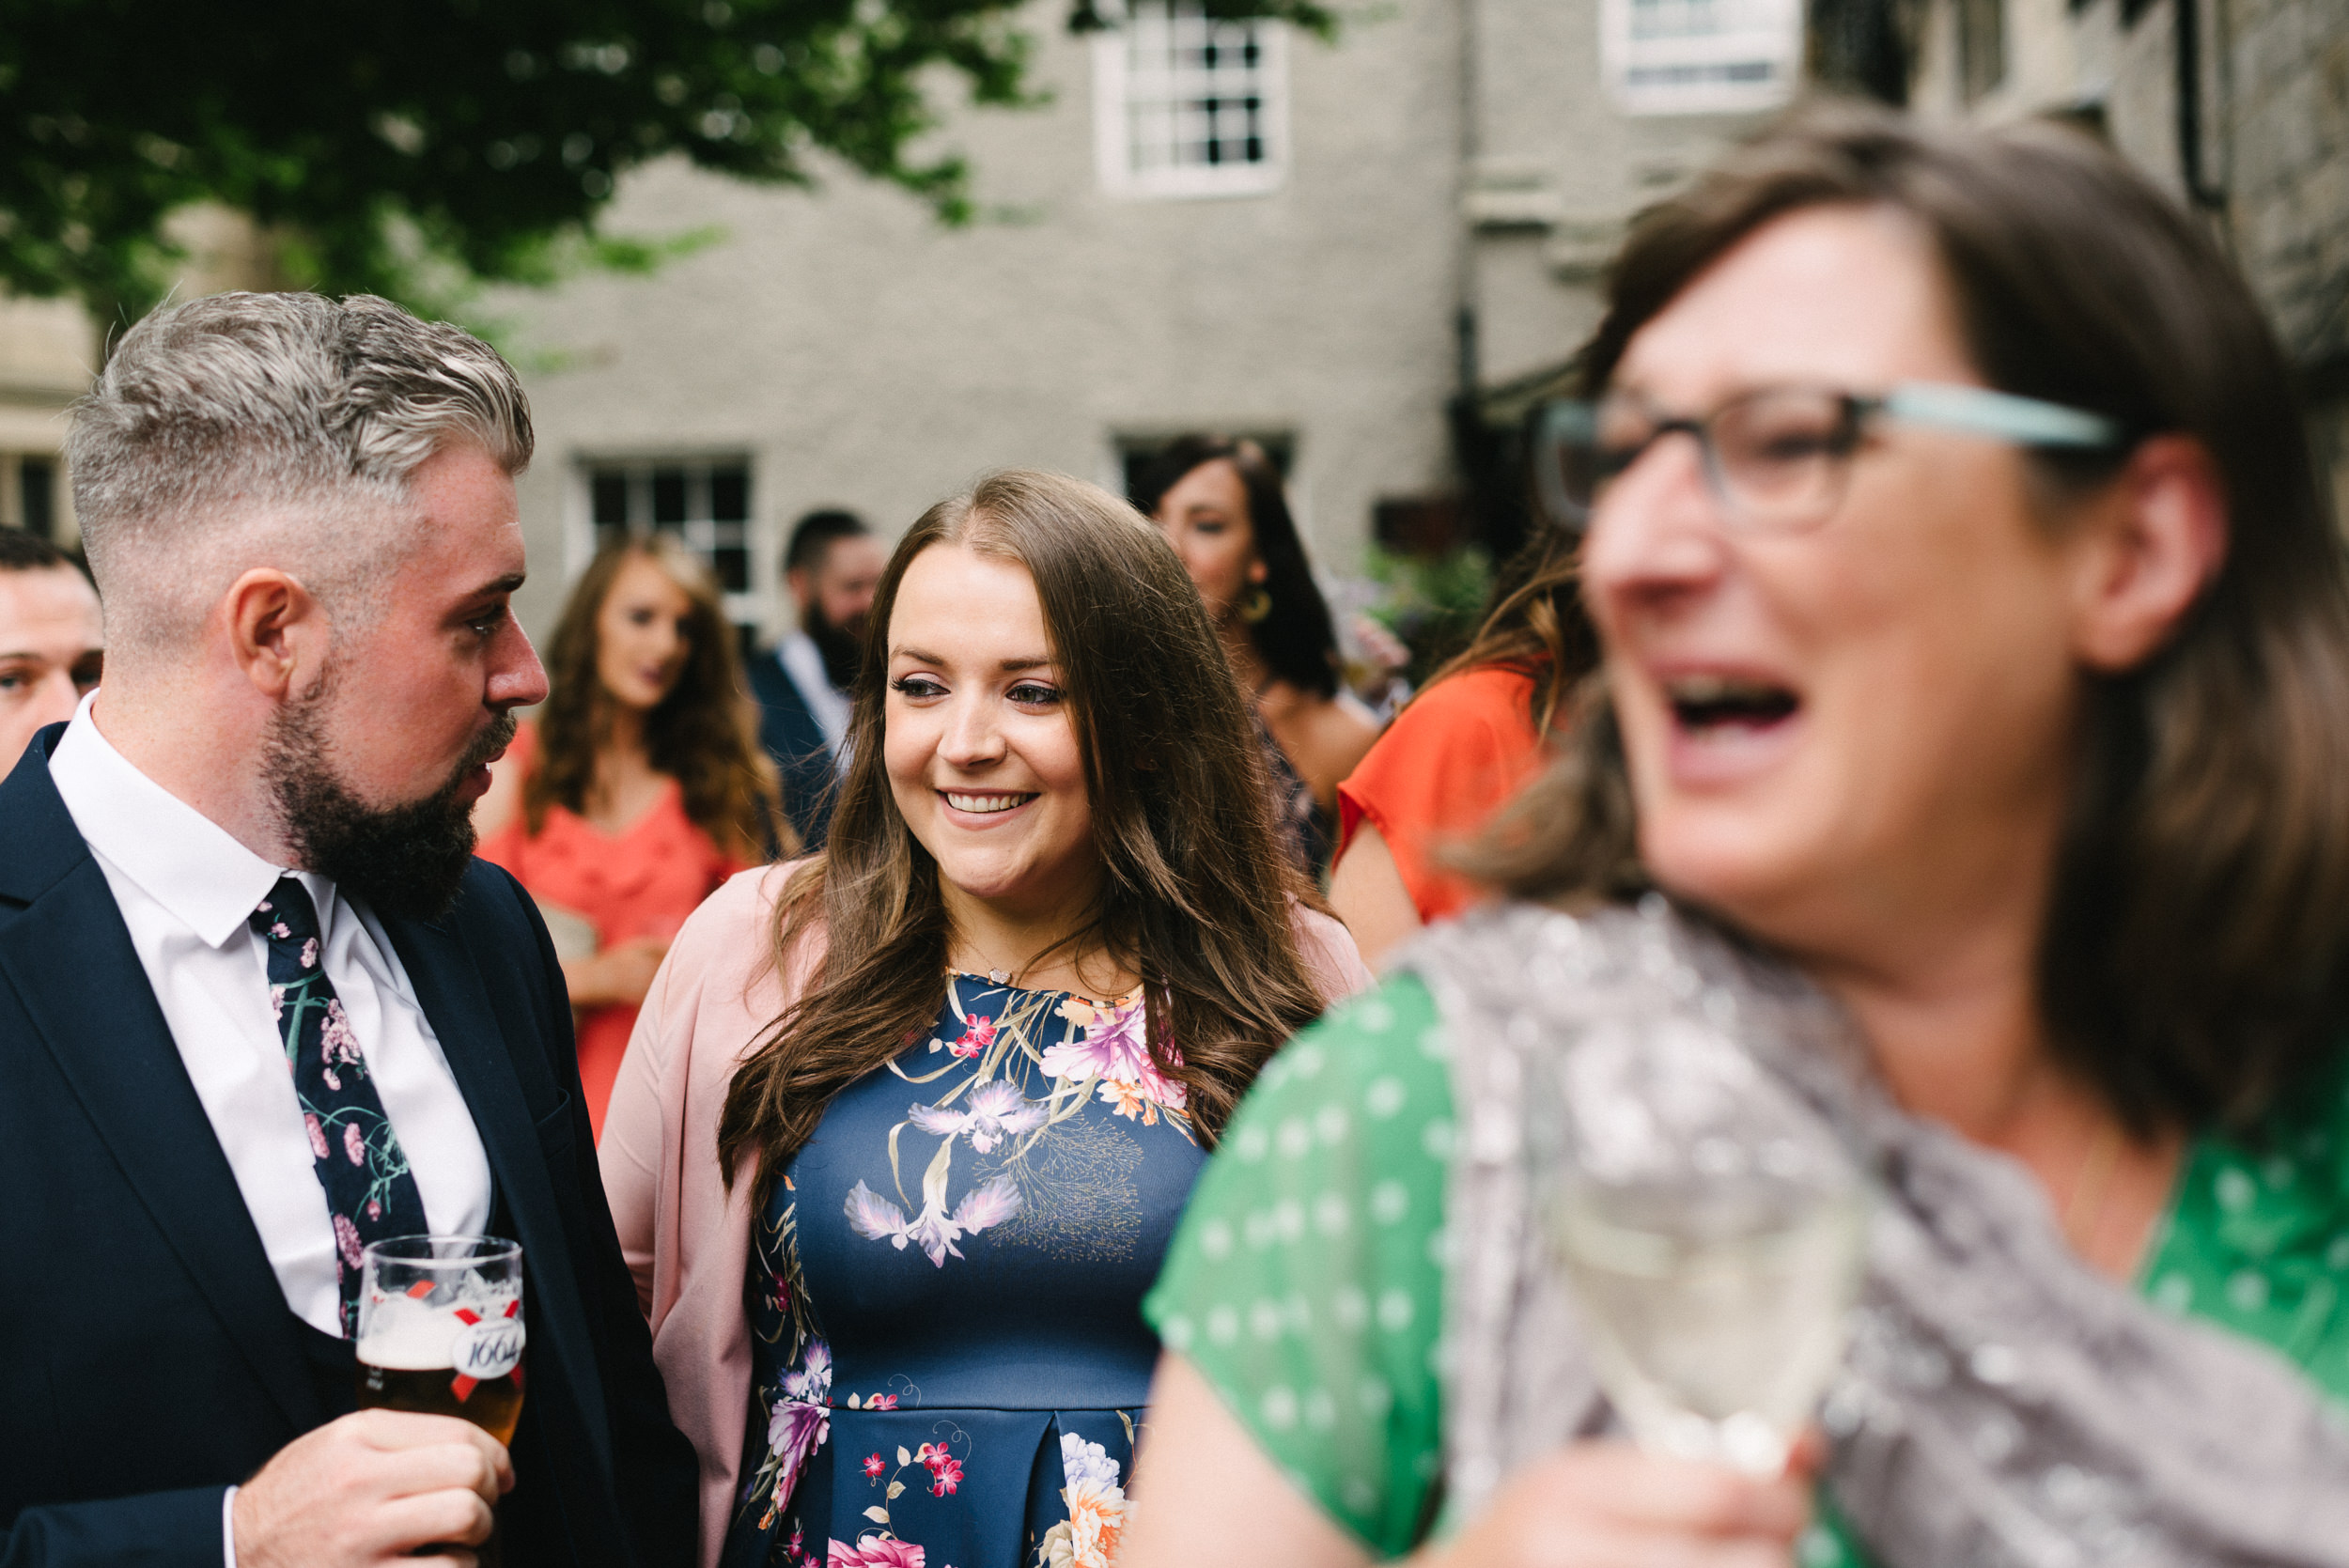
top-left (48, 693), bottom-right (493, 1337)
top-left (778, 629), bottom-right (853, 771)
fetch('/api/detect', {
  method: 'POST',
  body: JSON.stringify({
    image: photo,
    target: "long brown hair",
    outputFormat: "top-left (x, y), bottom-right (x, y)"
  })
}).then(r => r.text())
top-left (1420, 519), bottom-right (1601, 737)
top-left (1470, 101), bottom-right (2349, 1134)
top-left (719, 471), bottom-right (1334, 1200)
top-left (528, 535), bottom-right (785, 862)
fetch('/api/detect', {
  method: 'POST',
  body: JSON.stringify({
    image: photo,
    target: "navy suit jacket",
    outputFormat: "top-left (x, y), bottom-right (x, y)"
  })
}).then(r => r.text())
top-left (746, 648), bottom-right (839, 850)
top-left (0, 726), bottom-right (696, 1568)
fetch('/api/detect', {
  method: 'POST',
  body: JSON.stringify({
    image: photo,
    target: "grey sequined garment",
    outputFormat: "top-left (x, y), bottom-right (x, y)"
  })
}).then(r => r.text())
top-left (1404, 897), bottom-right (2349, 1568)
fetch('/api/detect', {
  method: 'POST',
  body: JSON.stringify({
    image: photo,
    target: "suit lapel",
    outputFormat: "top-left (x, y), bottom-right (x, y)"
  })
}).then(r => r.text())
top-left (380, 914), bottom-right (552, 1240)
top-left (381, 910), bottom-right (610, 1446)
top-left (0, 753), bottom-right (319, 1433)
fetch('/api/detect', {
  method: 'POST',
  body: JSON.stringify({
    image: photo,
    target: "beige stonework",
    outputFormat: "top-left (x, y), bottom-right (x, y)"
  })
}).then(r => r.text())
top-left (0, 0), bottom-right (1783, 632)
top-left (1902, 0), bottom-right (2349, 527)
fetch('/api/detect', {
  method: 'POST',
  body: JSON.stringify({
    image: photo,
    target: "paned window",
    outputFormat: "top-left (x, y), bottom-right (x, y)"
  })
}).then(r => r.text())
top-left (1094, 0), bottom-right (1288, 199)
top-left (584, 458), bottom-right (754, 618)
top-left (17, 458), bottom-right (54, 538)
top-left (0, 454), bottom-right (59, 538)
top-left (1958, 0), bottom-right (2006, 103)
top-left (1600, 0), bottom-right (1801, 116)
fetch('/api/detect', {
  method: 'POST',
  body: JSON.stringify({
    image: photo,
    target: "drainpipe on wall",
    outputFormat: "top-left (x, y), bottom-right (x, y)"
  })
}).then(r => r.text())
top-left (2174, 0), bottom-right (2229, 216)
top-left (1440, 0), bottom-right (1492, 556)
top-left (1453, 0), bottom-right (1481, 409)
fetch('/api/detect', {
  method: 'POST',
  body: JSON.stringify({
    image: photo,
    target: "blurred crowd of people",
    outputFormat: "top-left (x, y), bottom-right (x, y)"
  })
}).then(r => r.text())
top-left (5, 99), bottom-right (2348, 1568)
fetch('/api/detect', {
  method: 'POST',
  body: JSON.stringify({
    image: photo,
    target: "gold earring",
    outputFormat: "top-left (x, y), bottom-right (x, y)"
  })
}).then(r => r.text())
top-left (1240, 586), bottom-right (1273, 624)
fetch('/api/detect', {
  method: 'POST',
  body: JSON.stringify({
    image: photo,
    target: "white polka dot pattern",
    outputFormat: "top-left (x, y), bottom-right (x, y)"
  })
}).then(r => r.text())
top-left (1143, 976), bottom-right (1455, 1556)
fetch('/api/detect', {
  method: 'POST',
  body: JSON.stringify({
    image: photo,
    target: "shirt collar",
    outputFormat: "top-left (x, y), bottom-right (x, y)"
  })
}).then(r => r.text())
top-left (49, 691), bottom-right (299, 949)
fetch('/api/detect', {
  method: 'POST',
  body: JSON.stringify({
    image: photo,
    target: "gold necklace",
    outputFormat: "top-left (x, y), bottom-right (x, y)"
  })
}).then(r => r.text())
top-left (947, 943), bottom-right (1026, 987)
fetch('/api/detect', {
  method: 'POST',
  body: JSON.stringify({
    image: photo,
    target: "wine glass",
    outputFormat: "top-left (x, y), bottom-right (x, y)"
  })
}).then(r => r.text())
top-left (1535, 1010), bottom-right (1868, 1476)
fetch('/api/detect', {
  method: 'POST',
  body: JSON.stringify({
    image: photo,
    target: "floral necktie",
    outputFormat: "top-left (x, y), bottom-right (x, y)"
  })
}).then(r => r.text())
top-left (252, 876), bottom-right (429, 1336)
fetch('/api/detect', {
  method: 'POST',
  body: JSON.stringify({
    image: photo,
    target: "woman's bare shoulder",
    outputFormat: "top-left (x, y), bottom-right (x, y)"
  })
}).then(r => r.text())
top-left (1286, 900), bottom-right (1377, 1001)
top-left (1262, 682), bottom-right (1380, 777)
top-left (1300, 691), bottom-right (1380, 780)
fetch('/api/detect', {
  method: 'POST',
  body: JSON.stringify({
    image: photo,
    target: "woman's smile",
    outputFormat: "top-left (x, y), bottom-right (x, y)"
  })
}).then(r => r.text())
top-left (884, 542), bottom-right (1099, 918)
top-left (941, 789), bottom-right (1041, 822)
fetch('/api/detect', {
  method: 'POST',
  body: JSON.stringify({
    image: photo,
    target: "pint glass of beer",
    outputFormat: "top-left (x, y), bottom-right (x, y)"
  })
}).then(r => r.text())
top-left (355, 1235), bottom-right (526, 1446)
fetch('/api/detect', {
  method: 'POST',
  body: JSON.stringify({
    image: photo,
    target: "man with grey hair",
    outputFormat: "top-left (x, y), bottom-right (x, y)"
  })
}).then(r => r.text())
top-left (0, 293), bottom-right (693, 1567)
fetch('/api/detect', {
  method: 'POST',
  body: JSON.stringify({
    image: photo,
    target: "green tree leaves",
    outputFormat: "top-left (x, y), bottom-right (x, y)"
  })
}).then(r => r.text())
top-left (8, 0), bottom-right (1333, 323)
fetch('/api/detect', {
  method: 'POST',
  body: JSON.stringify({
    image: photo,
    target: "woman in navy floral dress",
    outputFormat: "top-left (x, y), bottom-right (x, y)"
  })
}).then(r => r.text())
top-left (731, 975), bottom-right (1208, 1568)
top-left (603, 470), bottom-right (1372, 1568)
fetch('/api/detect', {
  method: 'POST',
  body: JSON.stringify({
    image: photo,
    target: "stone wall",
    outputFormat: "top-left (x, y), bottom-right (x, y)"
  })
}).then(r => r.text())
top-left (0, 0), bottom-right (1788, 637)
top-left (492, 0), bottom-right (1473, 641)
top-left (1900, 0), bottom-right (2349, 524)
top-left (2226, 0), bottom-right (2349, 377)
top-left (0, 295), bottom-right (90, 544)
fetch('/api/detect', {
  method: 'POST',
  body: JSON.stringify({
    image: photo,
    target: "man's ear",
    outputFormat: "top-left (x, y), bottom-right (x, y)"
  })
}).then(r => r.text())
top-left (223, 568), bottom-right (328, 700)
top-left (2068, 435), bottom-right (2229, 673)
top-left (786, 566), bottom-right (813, 611)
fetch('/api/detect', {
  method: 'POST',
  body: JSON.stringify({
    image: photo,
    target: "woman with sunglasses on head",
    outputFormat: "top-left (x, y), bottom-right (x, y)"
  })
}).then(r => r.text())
top-left (1123, 104), bottom-right (2349, 1568)
top-left (601, 471), bottom-right (1372, 1568)
top-left (1143, 437), bottom-right (1380, 873)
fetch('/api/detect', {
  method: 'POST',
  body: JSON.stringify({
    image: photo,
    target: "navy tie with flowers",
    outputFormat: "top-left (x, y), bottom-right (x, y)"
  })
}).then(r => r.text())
top-left (252, 877), bottom-right (429, 1336)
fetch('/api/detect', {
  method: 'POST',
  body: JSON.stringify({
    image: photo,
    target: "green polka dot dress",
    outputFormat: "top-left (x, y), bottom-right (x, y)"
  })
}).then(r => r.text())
top-left (1143, 974), bottom-right (2349, 1563)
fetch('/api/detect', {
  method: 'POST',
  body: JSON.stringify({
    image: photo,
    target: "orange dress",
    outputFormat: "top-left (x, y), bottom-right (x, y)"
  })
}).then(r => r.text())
top-left (1334, 663), bottom-right (1548, 924)
top-left (476, 722), bottom-right (748, 1139)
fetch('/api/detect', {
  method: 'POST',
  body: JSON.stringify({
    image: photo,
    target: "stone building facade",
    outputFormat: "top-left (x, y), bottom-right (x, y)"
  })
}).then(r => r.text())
top-left (489, 0), bottom-right (1792, 640)
top-left (0, 295), bottom-right (86, 543)
top-left (0, 0), bottom-right (1807, 640)
top-left (1894, 0), bottom-right (2349, 522)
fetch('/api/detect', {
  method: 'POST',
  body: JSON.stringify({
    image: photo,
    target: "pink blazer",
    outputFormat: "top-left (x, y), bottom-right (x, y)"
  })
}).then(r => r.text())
top-left (600, 860), bottom-right (1377, 1565)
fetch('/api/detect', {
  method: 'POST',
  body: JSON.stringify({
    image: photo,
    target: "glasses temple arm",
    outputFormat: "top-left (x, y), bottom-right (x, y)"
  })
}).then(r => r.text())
top-left (1881, 382), bottom-right (2123, 450)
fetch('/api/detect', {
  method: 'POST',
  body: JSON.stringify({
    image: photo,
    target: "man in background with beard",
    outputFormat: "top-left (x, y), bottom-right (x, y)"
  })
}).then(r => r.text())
top-left (746, 507), bottom-right (883, 849)
top-left (0, 292), bottom-right (694, 1568)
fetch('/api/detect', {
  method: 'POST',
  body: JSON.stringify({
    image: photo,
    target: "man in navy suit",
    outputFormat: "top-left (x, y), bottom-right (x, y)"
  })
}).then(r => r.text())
top-left (0, 293), bottom-right (694, 1567)
top-left (744, 508), bottom-right (884, 848)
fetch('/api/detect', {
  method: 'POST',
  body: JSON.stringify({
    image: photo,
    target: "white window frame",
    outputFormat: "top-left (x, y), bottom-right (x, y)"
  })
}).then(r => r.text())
top-left (572, 456), bottom-right (760, 628)
top-left (1093, 0), bottom-right (1290, 200)
top-left (1599, 0), bottom-right (1801, 116)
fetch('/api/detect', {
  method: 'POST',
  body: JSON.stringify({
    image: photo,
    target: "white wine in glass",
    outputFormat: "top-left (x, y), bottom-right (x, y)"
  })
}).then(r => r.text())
top-left (1540, 1014), bottom-right (1868, 1476)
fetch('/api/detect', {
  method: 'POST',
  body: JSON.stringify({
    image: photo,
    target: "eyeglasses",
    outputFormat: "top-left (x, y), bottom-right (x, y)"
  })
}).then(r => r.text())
top-left (1532, 381), bottom-right (2126, 535)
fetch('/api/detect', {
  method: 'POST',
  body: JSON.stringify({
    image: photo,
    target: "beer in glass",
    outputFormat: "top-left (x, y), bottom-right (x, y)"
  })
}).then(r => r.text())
top-left (355, 1234), bottom-right (526, 1445)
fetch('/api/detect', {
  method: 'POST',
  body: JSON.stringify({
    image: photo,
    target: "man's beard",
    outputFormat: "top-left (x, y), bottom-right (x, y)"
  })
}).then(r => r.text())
top-left (807, 600), bottom-right (867, 693)
top-left (266, 691), bottom-right (517, 923)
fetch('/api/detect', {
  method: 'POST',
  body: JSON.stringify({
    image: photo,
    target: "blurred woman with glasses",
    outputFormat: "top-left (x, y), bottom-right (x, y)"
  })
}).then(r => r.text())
top-left (1123, 104), bottom-right (2349, 1568)
top-left (474, 535), bottom-right (783, 1137)
top-left (1142, 437), bottom-right (1380, 872)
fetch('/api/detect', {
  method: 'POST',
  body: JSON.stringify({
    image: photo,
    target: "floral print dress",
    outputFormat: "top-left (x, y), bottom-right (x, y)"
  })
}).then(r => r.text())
top-left (723, 974), bottom-right (1207, 1568)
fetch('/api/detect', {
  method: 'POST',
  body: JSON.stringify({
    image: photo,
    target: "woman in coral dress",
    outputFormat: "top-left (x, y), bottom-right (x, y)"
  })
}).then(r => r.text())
top-left (474, 535), bottom-right (782, 1135)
